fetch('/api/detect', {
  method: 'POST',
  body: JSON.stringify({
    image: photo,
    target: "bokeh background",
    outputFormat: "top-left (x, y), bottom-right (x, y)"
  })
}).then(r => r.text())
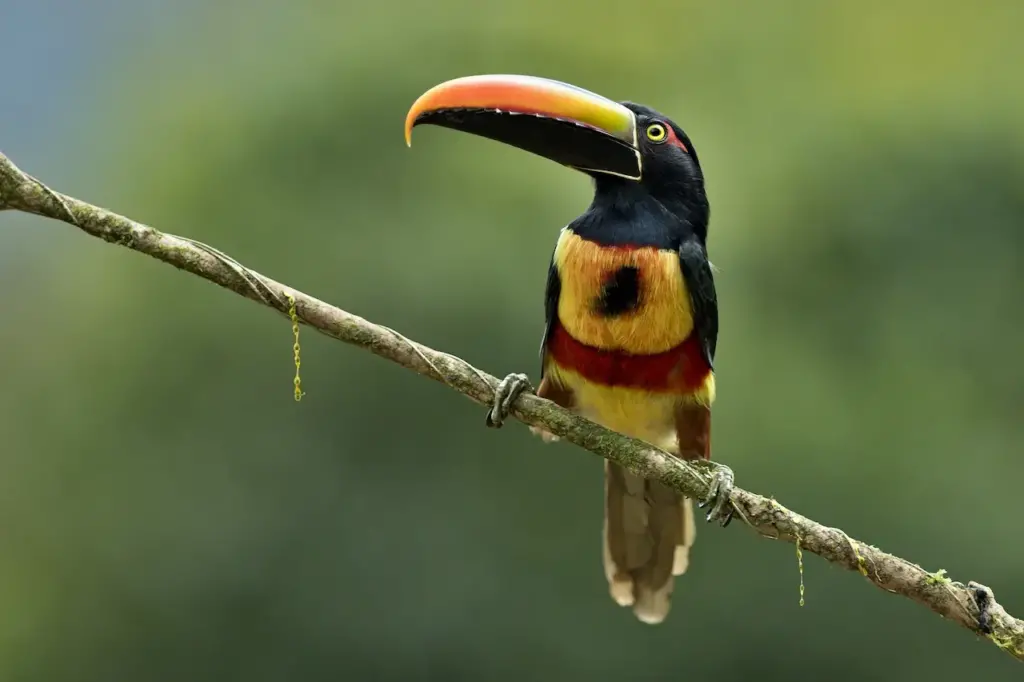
top-left (2, 0), bottom-right (1023, 679)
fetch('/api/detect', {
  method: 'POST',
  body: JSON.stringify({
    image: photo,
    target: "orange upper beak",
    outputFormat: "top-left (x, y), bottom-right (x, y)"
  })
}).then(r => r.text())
top-left (404, 74), bottom-right (642, 180)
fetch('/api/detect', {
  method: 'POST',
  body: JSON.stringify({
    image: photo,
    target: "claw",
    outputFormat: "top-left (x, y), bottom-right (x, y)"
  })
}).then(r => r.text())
top-left (692, 460), bottom-right (735, 527)
top-left (486, 373), bottom-right (533, 428)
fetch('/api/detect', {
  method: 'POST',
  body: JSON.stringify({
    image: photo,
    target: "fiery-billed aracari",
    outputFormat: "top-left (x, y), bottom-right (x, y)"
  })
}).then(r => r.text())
top-left (405, 75), bottom-right (734, 624)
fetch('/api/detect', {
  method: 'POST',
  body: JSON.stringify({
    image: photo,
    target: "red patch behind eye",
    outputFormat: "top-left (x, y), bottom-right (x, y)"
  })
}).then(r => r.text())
top-left (663, 125), bottom-right (688, 152)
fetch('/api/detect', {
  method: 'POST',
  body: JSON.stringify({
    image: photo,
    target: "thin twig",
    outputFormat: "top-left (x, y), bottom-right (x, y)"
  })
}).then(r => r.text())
top-left (1, 149), bottom-right (1021, 661)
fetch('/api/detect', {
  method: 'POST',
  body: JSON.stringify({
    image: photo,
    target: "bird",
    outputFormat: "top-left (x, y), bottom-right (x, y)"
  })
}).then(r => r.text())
top-left (404, 74), bottom-right (734, 624)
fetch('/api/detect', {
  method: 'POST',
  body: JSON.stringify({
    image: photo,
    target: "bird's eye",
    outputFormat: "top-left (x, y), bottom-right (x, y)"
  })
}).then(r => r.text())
top-left (645, 123), bottom-right (668, 143)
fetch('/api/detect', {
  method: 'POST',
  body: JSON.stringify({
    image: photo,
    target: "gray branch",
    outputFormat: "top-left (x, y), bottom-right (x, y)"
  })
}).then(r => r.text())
top-left (2, 149), bottom-right (1021, 661)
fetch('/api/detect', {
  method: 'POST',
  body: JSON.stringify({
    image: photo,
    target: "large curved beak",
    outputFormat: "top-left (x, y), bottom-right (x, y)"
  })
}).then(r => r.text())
top-left (405, 74), bottom-right (641, 181)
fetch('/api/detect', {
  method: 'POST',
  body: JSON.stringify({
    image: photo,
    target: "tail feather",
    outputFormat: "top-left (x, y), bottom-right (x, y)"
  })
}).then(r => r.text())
top-left (674, 494), bottom-right (697, 576)
top-left (603, 461), bottom-right (695, 624)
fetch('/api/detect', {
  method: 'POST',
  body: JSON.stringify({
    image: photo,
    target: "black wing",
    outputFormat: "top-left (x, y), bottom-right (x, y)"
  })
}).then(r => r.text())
top-left (539, 252), bottom-right (562, 378)
top-left (678, 238), bottom-right (718, 370)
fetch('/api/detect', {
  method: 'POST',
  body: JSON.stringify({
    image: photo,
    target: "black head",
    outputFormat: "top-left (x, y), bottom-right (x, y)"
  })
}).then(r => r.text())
top-left (621, 102), bottom-right (702, 185)
top-left (598, 102), bottom-right (708, 235)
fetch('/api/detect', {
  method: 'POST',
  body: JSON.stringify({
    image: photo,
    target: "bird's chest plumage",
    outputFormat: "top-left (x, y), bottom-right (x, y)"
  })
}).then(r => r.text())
top-left (545, 228), bottom-right (714, 445)
top-left (552, 228), bottom-right (694, 353)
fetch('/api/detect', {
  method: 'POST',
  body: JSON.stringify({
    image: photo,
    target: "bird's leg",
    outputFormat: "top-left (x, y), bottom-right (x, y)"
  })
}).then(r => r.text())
top-left (693, 459), bottom-right (735, 527)
top-left (485, 373), bottom-right (534, 428)
top-left (675, 404), bottom-right (735, 526)
top-left (525, 376), bottom-right (573, 442)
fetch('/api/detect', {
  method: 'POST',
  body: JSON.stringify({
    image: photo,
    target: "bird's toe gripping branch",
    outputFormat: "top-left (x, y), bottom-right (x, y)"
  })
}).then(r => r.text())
top-left (695, 460), bottom-right (736, 527)
top-left (486, 373), bottom-right (534, 428)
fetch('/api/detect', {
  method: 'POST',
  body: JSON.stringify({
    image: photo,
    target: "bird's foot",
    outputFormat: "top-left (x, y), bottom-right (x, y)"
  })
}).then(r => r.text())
top-left (693, 460), bottom-right (736, 527)
top-left (485, 373), bottom-right (533, 428)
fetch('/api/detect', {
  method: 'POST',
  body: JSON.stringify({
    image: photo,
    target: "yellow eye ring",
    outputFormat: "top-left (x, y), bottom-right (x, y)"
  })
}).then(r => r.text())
top-left (646, 123), bottom-right (667, 143)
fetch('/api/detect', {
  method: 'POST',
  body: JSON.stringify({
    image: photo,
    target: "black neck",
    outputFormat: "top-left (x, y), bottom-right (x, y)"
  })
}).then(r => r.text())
top-left (569, 177), bottom-right (709, 249)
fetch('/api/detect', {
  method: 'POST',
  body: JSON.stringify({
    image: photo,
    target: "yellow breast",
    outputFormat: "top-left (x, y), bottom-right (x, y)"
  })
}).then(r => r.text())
top-left (553, 228), bottom-right (694, 354)
top-left (547, 362), bottom-right (689, 449)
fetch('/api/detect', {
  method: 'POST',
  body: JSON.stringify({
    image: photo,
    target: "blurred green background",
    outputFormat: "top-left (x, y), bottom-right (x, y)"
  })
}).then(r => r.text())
top-left (2, 0), bottom-right (1023, 679)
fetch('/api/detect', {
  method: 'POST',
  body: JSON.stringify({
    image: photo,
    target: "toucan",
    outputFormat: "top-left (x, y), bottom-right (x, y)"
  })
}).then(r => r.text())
top-left (404, 74), bottom-right (734, 624)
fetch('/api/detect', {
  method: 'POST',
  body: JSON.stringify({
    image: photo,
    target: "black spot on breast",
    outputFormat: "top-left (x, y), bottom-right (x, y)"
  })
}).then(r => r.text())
top-left (595, 266), bottom-right (641, 317)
